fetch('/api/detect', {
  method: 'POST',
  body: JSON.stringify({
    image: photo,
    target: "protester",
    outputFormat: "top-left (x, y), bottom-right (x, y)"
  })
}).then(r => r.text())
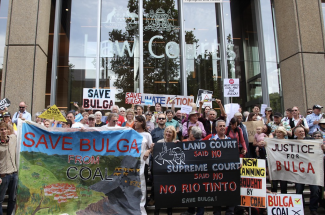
top-left (145, 111), bottom-right (154, 133)
top-left (173, 110), bottom-right (183, 140)
top-left (306, 104), bottom-right (323, 135)
top-left (43, 119), bottom-right (51, 128)
top-left (136, 105), bottom-right (145, 118)
top-left (182, 126), bottom-right (194, 141)
top-left (306, 108), bottom-right (313, 116)
top-left (12, 101), bottom-right (31, 124)
top-left (270, 126), bottom-right (288, 193)
top-left (80, 112), bottom-right (89, 127)
top-left (182, 111), bottom-right (206, 138)
top-left (66, 112), bottom-right (83, 128)
top-left (154, 126), bottom-right (178, 215)
top-left (111, 105), bottom-right (125, 126)
top-left (247, 113), bottom-right (257, 121)
top-left (234, 112), bottom-right (250, 157)
top-left (282, 108), bottom-right (293, 122)
top-left (87, 114), bottom-right (95, 127)
top-left (119, 107), bottom-right (127, 121)
top-left (95, 111), bottom-right (106, 127)
top-left (148, 102), bottom-right (164, 127)
top-left (165, 110), bottom-right (180, 134)
top-left (62, 119), bottom-right (72, 128)
top-left (225, 118), bottom-right (247, 158)
top-left (268, 112), bottom-right (292, 138)
top-left (202, 106), bottom-right (211, 120)
top-left (151, 113), bottom-right (166, 143)
top-left (34, 112), bottom-right (43, 125)
top-left (106, 113), bottom-right (119, 127)
top-left (122, 109), bottom-right (135, 128)
top-left (294, 126), bottom-right (319, 215)
top-left (252, 104), bottom-right (262, 121)
top-left (287, 106), bottom-right (309, 138)
top-left (253, 126), bottom-right (267, 159)
top-left (262, 107), bottom-right (273, 124)
top-left (2, 112), bottom-right (11, 125)
top-left (0, 122), bottom-right (18, 215)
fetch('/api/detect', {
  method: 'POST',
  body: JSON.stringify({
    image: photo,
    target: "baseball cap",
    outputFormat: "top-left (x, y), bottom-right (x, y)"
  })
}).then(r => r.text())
top-left (265, 107), bottom-right (272, 111)
top-left (313, 104), bottom-right (323, 109)
top-left (273, 112), bottom-right (283, 118)
top-left (3, 112), bottom-right (11, 117)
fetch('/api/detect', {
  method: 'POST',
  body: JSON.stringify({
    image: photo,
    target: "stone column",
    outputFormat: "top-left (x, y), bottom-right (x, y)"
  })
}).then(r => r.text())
top-left (1, 0), bottom-right (51, 117)
top-left (273, 0), bottom-right (325, 114)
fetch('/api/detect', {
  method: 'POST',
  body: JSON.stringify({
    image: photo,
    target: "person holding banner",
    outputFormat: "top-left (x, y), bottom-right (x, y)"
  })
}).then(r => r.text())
top-left (294, 126), bottom-right (320, 215)
top-left (270, 126), bottom-right (288, 193)
top-left (0, 122), bottom-right (18, 215)
top-left (94, 111), bottom-right (106, 127)
top-left (152, 126), bottom-right (178, 215)
top-left (122, 109), bottom-right (135, 128)
top-left (111, 105), bottom-right (125, 126)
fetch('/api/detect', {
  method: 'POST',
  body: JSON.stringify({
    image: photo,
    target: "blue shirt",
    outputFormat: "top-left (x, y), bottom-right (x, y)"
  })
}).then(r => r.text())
top-left (12, 110), bottom-right (31, 124)
top-left (306, 113), bottom-right (322, 135)
top-left (151, 127), bottom-right (165, 143)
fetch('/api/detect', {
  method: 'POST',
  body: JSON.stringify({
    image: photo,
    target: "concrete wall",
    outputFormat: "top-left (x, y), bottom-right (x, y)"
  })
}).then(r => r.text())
top-left (1, 0), bottom-right (51, 117)
top-left (273, 0), bottom-right (325, 114)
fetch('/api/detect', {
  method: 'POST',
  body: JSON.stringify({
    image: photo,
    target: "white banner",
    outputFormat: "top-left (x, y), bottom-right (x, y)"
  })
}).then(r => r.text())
top-left (224, 78), bottom-right (239, 97)
top-left (266, 138), bottom-right (324, 186)
top-left (141, 94), bottom-right (194, 108)
top-left (240, 158), bottom-right (266, 208)
top-left (267, 194), bottom-right (304, 215)
top-left (83, 88), bottom-right (122, 110)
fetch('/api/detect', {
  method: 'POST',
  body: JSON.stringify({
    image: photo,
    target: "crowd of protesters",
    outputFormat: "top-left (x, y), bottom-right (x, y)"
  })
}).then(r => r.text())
top-left (1, 100), bottom-right (325, 215)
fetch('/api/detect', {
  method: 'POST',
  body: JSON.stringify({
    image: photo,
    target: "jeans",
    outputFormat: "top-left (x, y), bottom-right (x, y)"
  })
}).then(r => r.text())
top-left (271, 180), bottom-right (288, 194)
top-left (213, 206), bottom-right (235, 215)
top-left (0, 172), bottom-right (18, 215)
top-left (187, 207), bottom-right (204, 215)
top-left (295, 183), bottom-right (319, 211)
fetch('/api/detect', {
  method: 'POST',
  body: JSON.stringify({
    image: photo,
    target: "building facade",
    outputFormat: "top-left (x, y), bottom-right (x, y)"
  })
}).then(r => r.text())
top-left (0, 0), bottom-right (324, 116)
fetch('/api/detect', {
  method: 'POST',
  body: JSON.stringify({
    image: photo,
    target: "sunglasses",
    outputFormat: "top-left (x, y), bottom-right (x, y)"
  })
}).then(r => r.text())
top-left (113, 120), bottom-right (118, 123)
top-left (158, 118), bottom-right (166, 120)
top-left (19, 106), bottom-right (25, 109)
top-left (120, 111), bottom-right (125, 112)
top-left (292, 110), bottom-right (298, 111)
top-left (307, 112), bottom-right (312, 114)
top-left (147, 114), bottom-right (152, 116)
top-left (314, 135), bottom-right (322, 138)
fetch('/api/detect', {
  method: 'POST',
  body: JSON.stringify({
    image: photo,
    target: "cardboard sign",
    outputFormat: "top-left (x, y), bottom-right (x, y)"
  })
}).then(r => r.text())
top-left (225, 103), bottom-right (240, 126)
top-left (267, 194), bottom-right (304, 215)
top-left (141, 94), bottom-right (194, 108)
top-left (38, 105), bottom-right (67, 122)
top-left (83, 88), bottom-right (121, 110)
top-left (224, 79), bottom-right (239, 97)
top-left (266, 138), bottom-right (324, 186)
top-left (125, 92), bottom-right (142, 104)
top-left (260, 104), bottom-right (267, 117)
top-left (153, 140), bottom-right (241, 208)
top-left (242, 121), bottom-right (264, 143)
top-left (17, 121), bottom-right (146, 215)
top-left (0, 98), bottom-right (11, 110)
top-left (240, 158), bottom-right (266, 208)
top-left (201, 93), bottom-right (212, 108)
top-left (180, 105), bottom-right (192, 114)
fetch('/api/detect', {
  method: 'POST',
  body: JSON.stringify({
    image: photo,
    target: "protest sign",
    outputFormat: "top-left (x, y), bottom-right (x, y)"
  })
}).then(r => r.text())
top-left (17, 122), bottom-right (146, 215)
top-left (38, 104), bottom-right (67, 122)
top-left (225, 103), bottom-right (240, 126)
top-left (145, 99), bottom-right (153, 105)
top-left (74, 113), bottom-right (83, 122)
top-left (196, 89), bottom-right (213, 107)
top-left (0, 98), bottom-right (10, 110)
top-left (240, 158), bottom-right (266, 208)
top-left (260, 104), bottom-right (267, 117)
top-left (224, 79), bottom-right (239, 97)
top-left (141, 93), bottom-right (194, 108)
top-left (242, 121), bottom-right (264, 143)
top-left (267, 194), bottom-right (304, 215)
top-left (83, 88), bottom-right (122, 110)
top-left (153, 140), bottom-right (241, 208)
top-left (125, 92), bottom-right (142, 104)
top-left (180, 105), bottom-right (192, 114)
top-left (201, 93), bottom-right (212, 108)
top-left (266, 138), bottom-right (324, 186)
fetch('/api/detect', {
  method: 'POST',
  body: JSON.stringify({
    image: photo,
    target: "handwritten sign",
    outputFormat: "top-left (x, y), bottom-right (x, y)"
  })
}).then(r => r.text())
top-left (242, 121), bottom-right (264, 143)
top-left (125, 92), bottom-right (142, 104)
top-left (83, 88), bottom-right (121, 110)
top-left (0, 98), bottom-right (11, 110)
top-left (224, 79), bottom-right (239, 97)
top-left (267, 194), bottom-right (304, 215)
top-left (38, 104), bottom-right (67, 122)
top-left (180, 105), bottom-right (192, 114)
top-left (240, 158), bottom-right (266, 208)
top-left (153, 140), bottom-right (240, 208)
top-left (266, 138), bottom-right (324, 186)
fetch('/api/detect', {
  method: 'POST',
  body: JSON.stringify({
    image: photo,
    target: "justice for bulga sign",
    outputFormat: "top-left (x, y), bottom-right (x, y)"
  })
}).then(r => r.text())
top-left (266, 138), bottom-right (324, 186)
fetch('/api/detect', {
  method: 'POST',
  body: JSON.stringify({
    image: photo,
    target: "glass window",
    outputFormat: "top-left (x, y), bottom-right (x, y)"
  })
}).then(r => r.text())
top-left (0, 0), bottom-right (10, 96)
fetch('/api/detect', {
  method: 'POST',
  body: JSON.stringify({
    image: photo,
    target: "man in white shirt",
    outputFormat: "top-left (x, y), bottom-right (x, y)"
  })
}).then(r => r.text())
top-left (66, 112), bottom-right (83, 128)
